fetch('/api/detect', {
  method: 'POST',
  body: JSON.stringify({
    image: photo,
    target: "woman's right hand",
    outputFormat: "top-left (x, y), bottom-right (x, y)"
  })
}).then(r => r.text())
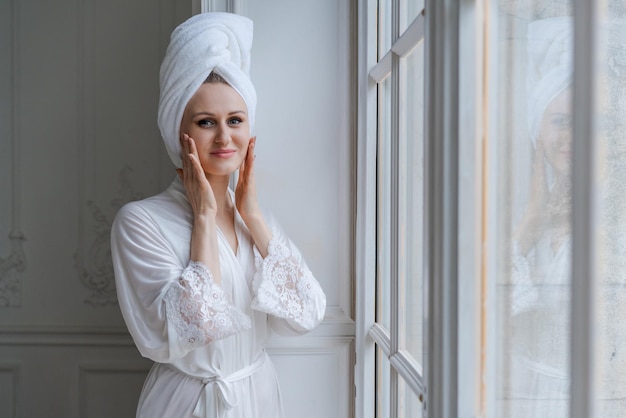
top-left (177, 134), bottom-right (221, 278)
top-left (176, 134), bottom-right (217, 218)
top-left (514, 139), bottom-right (550, 256)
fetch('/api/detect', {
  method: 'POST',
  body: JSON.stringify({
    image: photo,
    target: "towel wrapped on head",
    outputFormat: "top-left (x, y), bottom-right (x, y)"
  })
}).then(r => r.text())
top-left (526, 16), bottom-right (573, 146)
top-left (158, 12), bottom-right (257, 168)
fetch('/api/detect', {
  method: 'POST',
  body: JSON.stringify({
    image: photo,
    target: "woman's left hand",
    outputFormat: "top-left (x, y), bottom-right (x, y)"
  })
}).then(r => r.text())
top-left (235, 137), bottom-right (261, 222)
top-left (235, 136), bottom-right (272, 257)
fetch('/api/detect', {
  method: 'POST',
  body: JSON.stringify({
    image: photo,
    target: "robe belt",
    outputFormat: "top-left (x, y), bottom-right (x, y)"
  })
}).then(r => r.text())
top-left (164, 351), bottom-right (268, 418)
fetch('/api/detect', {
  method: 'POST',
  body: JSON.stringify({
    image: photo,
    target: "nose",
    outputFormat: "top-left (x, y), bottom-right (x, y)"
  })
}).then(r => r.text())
top-left (214, 122), bottom-right (230, 145)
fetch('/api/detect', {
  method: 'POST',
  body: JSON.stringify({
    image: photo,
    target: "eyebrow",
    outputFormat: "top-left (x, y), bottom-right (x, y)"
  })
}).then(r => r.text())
top-left (192, 110), bottom-right (247, 118)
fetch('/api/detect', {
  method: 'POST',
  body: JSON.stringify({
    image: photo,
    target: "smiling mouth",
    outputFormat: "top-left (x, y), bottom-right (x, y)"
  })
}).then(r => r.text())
top-left (211, 150), bottom-right (236, 158)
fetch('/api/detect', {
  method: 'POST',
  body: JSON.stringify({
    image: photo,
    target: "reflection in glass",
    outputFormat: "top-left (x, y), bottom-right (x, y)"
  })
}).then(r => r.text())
top-left (494, 3), bottom-right (626, 416)
top-left (597, 6), bottom-right (626, 417)
top-left (495, 10), bottom-right (573, 418)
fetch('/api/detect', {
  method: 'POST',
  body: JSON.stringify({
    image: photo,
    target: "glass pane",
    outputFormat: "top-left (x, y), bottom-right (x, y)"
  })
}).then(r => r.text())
top-left (399, 42), bottom-right (424, 361)
top-left (401, 0), bottom-right (424, 33)
top-left (378, 0), bottom-right (392, 58)
top-left (376, 75), bottom-right (392, 330)
top-left (376, 347), bottom-right (391, 418)
top-left (597, 6), bottom-right (626, 417)
top-left (492, 6), bottom-right (573, 418)
top-left (399, 377), bottom-right (422, 418)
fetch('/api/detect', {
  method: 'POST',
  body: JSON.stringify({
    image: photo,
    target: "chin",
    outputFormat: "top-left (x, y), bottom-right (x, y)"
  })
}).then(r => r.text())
top-left (204, 166), bottom-right (239, 177)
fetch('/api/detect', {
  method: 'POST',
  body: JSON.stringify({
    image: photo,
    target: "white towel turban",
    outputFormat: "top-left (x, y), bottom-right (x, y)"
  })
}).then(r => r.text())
top-left (526, 17), bottom-right (573, 146)
top-left (158, 12), bottom-right (257, 168)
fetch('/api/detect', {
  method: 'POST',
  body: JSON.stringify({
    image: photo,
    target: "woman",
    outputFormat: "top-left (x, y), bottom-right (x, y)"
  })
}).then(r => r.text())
top-left (506, 17), bottom-right (573, 418)
top-left (111, 12), bottom-right (326, 418)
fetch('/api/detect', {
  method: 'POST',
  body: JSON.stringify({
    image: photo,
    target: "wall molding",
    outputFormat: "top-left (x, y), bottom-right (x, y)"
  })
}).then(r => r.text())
top-left (0, 0), bottom-right (26, 308)
top-left (268, 339), bottom-right (353, 418)
top-left (0, 326), bottom-right (135, 346)
top-left (0, 362), bottom-right (21, 418)
top-left (74, 0), bottom-right (167, 307)
top-left (0, 234), bottom-right (26, 307)
top-left (74, 166), bottom-right (144, 306)
top-left (197, 0), bottom-right (244, 14)
top-left (77, 363), bottom-right (152, 418)
top-left (0, 312), bottom-right (353, 347)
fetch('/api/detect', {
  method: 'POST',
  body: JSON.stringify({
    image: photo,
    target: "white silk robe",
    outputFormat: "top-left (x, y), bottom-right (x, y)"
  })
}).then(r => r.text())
top-left (111, 177), bottom-right (326, 418)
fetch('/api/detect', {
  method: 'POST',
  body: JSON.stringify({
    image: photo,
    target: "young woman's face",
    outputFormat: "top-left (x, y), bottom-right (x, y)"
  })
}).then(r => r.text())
top-left (180, 82), bottom-right (250, 177)
top-left (537, 88), bottom-right (572, 176)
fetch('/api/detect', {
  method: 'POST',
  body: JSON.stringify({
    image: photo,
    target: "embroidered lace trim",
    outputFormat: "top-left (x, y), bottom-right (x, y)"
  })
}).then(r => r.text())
top-left (165, 261), bottom-right (251, 350)
top-left (511, 242), bottom-right (539, 316)
top-left (252, 231), bottom-right (323, 331)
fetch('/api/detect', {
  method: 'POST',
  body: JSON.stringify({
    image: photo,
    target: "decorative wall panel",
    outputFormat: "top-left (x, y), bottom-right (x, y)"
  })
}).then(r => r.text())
top-left (78, 364), bottom-right (151, 418)
top-left (74, 0), bottom-right (175, 306)
top-left (0, 363), bottom-right (20, 418)
top-left (0, 0), bottom-right (26, 308)
top-left (269, 342), bottom-right (353, 418)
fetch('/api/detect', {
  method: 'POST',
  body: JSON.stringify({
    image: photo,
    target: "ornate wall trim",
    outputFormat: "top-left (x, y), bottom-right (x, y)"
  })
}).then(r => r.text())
top-left (0, 0), bottom-right (26, 308)
top-left (0, 362), bottom-right (21, 418)
top-left (73, 0), bottom-right (149, 306)
top-left (0, 325), bottom-right (134, 346)
top-left (75, 166), bottom-right (143, 306)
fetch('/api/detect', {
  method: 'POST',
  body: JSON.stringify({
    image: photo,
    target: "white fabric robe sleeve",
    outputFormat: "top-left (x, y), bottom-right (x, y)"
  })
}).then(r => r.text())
top-left (510, 241), bottom-right (539, 316)
top-left (250, 223), bottom-right (326, 333)
top-left (111, 203), bottom-right (251, 363)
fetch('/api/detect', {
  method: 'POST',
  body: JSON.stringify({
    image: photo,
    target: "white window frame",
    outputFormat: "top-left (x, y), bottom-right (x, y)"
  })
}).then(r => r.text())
top-left (570, 0), bottom-right (601, 416)
top-left (355, 0), bottom-right (490, 417)
top-left (357, 0), bottom-right (605, 417)
top-left (355, 1), bottom-right (427, 417)
top-left (422, 0), bottom-right (486, 417)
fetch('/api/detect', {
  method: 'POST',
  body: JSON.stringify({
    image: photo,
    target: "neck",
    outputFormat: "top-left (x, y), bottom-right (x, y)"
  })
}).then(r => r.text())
top-left (206, 173), bottom-right (232, 214)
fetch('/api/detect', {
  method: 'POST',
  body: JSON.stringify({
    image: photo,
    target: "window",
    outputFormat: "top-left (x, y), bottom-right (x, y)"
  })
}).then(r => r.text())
top-left (355, 1), bottom-right (424, 417)
top-left (358, 1), bottom-right (625, 418)
top-left (490, 1), bottom-right (626, 418)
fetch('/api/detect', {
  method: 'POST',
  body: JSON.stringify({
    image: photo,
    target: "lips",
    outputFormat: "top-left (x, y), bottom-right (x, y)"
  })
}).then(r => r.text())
top-left (211, 149), bottom-right (236, 158)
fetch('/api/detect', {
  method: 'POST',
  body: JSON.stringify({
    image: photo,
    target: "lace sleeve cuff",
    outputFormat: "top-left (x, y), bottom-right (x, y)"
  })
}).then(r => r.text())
top-left (164, 261), bottom-right (251, 351)
top-left (251, 232), bottom-right (326, 332)
top-left (511, 242), bottom-right (538, 316)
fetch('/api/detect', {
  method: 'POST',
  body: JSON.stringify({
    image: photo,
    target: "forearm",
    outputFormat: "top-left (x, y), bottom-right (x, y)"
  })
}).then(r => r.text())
top-left (242, 212), bottom-right (272, 258)
top-left (190, 214), bottom-right (221, 284)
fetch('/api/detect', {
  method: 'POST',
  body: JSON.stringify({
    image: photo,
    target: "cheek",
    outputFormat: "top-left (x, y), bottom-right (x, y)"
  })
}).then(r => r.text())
top-left (235, 133), bottom-right (250, 149)
top-left (179, 120), bottom-right (197, 140)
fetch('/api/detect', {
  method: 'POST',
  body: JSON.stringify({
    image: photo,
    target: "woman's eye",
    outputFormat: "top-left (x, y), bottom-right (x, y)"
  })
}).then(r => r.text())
top-left (551, 115), bottom-right (571, 129)
top-left (228, 118), bottom-right (242, 125)
top-left (198, 119), bottom-right (214, 127)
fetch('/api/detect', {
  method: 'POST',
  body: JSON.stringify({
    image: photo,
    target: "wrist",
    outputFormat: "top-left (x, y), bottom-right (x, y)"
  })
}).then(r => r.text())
top-left (240, 209), bottom-right (263, 225)
top-left (193, 212), bottom-right (217, 227)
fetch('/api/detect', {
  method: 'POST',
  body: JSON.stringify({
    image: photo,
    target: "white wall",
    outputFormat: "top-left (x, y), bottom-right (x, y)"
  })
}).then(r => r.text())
top-left (239, 1), bottom-right (356, 416)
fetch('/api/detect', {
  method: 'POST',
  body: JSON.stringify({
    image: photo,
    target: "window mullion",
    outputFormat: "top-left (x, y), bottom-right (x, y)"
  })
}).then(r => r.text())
top-left (390, 51), bottom-right (400, 418)
top-left (369, 51), bottom-right (392, 83)
top-left (390, 0), bottom-right (401, 417)
top-left (391, 11), bottom-right (425, 58)
top-left (369, 322), bottom-right (392, 355)
top-left (570, 1), bottom-right (601, 417)
top-left (423, 0), bottom-right (460, 416)
top-left (390, 350), bottom-right (424, 396)
top-left (355, 1), bottom-right (381, 418)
